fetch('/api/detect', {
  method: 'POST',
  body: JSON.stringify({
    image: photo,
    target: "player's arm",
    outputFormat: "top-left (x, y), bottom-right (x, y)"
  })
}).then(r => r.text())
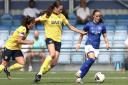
top-left (35, 17), bottom-right (41, 23)
top-left (102, 33), bottom-right (110, 50)
top-left (66, 23), bottom-right (86, 35)
top-left (78, 34), bottom-right (84, 45)
top-left (17, 33), bottom-right (34, 45)
top-left (76, 33), bottom-right (84, 51)
top-left (102, 25), bottom-right (110, 50)
top-left (17, 37), bottom-right (34, 45)
top-left (35, 14), bottom-right (47, 23)
top-left (62, 14), bottom-right (86, 35)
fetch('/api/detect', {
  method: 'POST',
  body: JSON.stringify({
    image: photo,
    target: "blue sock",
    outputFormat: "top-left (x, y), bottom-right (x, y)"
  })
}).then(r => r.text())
top-left (80, 58), bottom-right (95, 78)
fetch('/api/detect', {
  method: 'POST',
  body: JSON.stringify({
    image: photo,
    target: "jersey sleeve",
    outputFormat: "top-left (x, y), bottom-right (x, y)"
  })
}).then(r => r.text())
top-left (102, 24), bottom-right (106, 34)
top-left (38, 14), bottom-right (47, 22)
top-left (62, 14), bottom-right (69, 25)
top-left (83, 23), bottom-right (89, 32)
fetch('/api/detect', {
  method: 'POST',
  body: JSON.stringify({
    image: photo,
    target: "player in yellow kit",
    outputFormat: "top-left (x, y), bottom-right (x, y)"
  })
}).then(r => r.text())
top-left (0, 16), bottom-right (35, 80)
top-left (34, 1), bottom-right (86, 82)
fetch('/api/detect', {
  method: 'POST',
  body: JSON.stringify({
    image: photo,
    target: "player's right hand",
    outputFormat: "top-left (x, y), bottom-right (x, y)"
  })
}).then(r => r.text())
top-left (30, 40), bottom-right (34, 45)
top-left (76, 44), bottom-right (81, 51)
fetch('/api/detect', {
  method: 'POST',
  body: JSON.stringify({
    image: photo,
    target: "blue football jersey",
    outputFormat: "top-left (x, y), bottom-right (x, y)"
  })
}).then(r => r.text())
top-left (83, 21), bottom-right (106, 49)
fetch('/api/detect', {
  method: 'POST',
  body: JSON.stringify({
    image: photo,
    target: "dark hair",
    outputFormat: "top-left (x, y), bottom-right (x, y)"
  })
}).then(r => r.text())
top-left (28, 0), bottom-right (35, 8)
top-left (21, 16), bottom-right (35, 27)
top-left (46, 1), bottom-right (62, 18)
top-left (92, 9), bottom-right (103, 23)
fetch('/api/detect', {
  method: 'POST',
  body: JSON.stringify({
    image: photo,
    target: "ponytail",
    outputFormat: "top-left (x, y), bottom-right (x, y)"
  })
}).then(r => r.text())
top-left (21, 16), bottom-right (35, 27)
top-left (46, 1), bottom-right (62, 18)
top-left (46, 5), bottom-right (54, 18)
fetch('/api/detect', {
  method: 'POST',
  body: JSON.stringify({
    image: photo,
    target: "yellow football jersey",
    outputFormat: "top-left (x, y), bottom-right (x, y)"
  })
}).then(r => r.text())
top-left (5, 26), bottom-right (29, 50)
top-left (39, 13), bottom-right (69, 42)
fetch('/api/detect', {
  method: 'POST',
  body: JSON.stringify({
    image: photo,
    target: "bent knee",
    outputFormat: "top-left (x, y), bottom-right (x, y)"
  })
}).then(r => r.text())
top-left (87, 52), bottom-right (95, 59)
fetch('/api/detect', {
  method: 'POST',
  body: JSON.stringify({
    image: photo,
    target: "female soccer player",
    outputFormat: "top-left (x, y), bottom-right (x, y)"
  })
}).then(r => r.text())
top-left (0, 16), bottom-right (35, 79)
top-left (75, 9), bottom-right (110, 84)
top-left (34, 1), bottom-right (86, 82)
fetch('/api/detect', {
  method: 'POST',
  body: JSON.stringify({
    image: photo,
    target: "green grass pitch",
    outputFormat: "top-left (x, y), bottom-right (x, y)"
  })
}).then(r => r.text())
top-left (0, 71), bottom-right (128, 85)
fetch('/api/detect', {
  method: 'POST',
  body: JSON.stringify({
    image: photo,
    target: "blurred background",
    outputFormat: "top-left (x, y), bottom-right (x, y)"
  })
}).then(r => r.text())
top-left (0, 0), bottom-right (128, 72)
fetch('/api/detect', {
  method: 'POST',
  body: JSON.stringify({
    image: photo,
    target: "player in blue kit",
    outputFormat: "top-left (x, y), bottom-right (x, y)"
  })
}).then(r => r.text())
top-left (75, 9), bottom-right (110, 84)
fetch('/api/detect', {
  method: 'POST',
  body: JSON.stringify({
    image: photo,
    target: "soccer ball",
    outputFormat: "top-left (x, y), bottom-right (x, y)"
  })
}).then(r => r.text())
top-left (94, 72), bottom-right (105, 83)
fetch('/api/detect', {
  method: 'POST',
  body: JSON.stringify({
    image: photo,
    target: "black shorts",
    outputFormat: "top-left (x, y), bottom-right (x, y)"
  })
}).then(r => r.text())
top-left (45, 38), bottom-right (61, 52)
top-left (2, 48), bottom-right (23, 62)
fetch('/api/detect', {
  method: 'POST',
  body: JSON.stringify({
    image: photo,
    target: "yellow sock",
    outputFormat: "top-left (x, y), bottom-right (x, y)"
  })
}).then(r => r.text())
top-left (0, 65), bottom-right (5, 73)
top-left (38, 56), bottom-right (52, 75)
top-left (43, 65), bottom-right (51, 74)
top-left (8, 63), bottom-right (24, 72)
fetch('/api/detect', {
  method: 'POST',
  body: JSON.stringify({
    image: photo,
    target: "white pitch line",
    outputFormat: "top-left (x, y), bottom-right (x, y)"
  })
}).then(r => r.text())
top-left (0, 77), bottom-right (127, 80)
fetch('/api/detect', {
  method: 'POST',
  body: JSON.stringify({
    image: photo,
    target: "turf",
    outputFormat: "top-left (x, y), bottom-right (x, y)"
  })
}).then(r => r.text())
top-left (0, 71), bottom-right (128, 85)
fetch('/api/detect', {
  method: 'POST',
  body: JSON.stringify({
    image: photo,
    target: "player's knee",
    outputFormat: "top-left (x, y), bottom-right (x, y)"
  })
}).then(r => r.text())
top-left (87, 53), bottom-right (95, 59)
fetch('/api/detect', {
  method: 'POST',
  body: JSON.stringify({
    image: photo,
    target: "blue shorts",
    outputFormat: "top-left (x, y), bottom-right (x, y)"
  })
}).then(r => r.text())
top-left (45, 38), bottom-right (61, 52)
top-left (2, 48), bottom-right (23, 62)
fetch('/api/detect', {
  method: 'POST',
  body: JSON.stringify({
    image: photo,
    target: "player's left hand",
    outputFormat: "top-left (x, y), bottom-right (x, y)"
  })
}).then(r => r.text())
top-left (76, 44), bottom-right (81, 51)
top-left (106, 43), bottom-right (110, 50)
